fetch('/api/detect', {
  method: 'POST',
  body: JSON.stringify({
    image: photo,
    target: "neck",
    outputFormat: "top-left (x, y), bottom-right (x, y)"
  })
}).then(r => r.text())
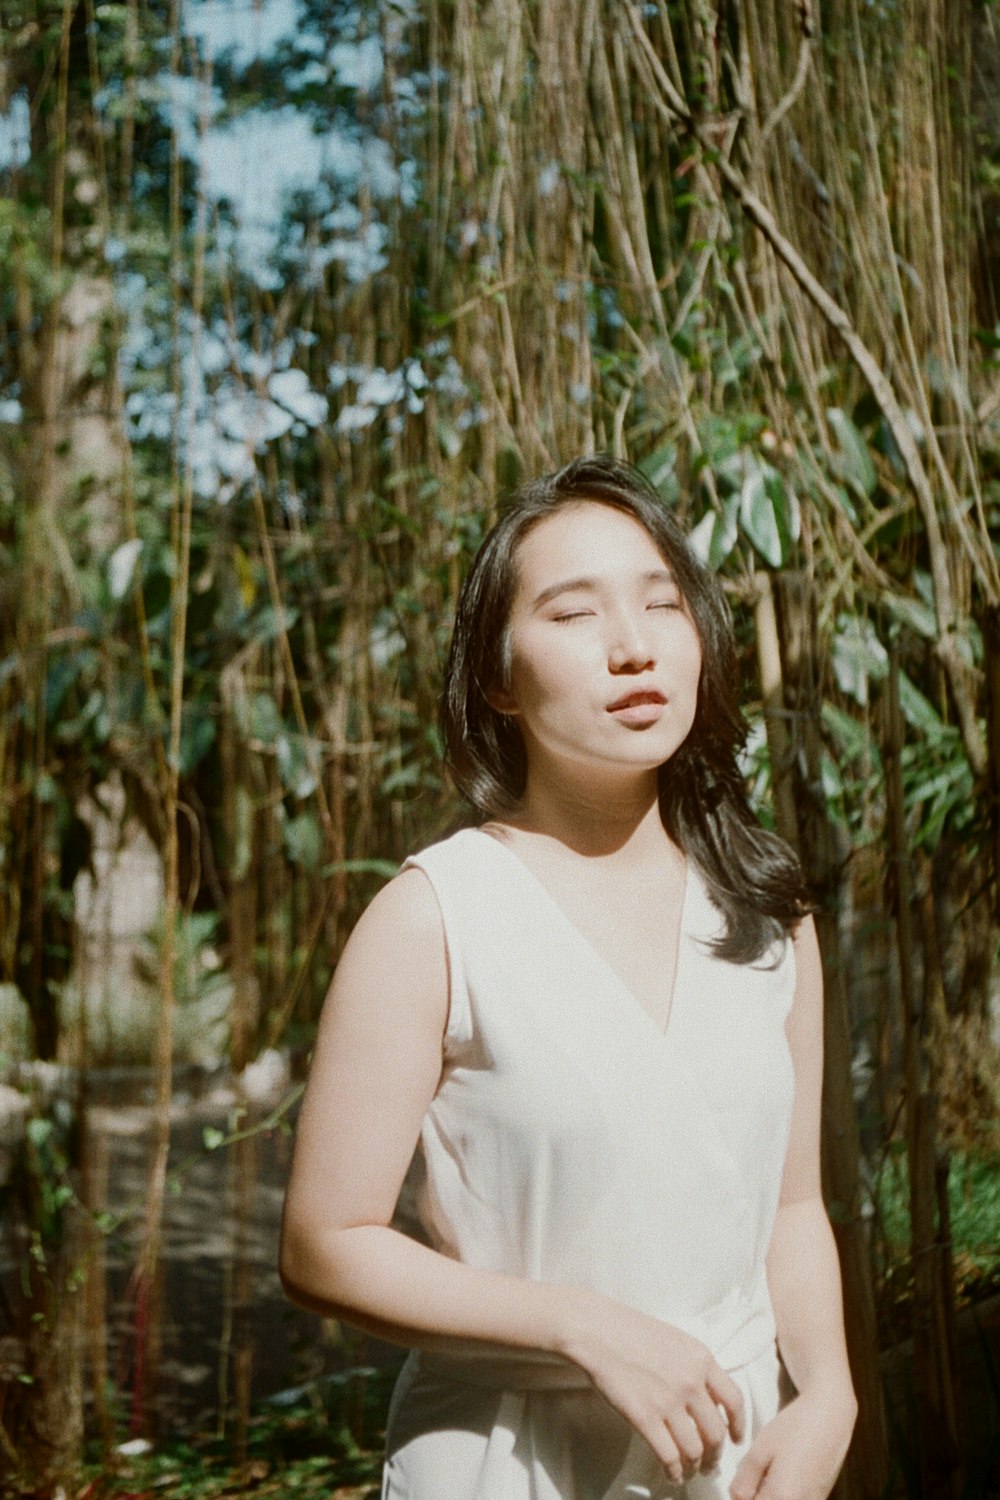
top-left (506, 763), bottom-right (668, 859)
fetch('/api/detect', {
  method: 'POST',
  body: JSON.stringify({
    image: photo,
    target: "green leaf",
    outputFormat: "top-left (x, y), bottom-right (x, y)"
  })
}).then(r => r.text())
top-left (202, 1127), bottom-right (225, 1151)
top-left (739, 454), bottom-right (783, 567)
top-left (26, 1117), bottom-right (54, 1149)
top-left (179, 707), bottom-right (216, 775)
top-left (883, 594), bottom-right (938, 641)
top-left (639, 443), bottom-right (678, 503)
top-left (897, 671), bottom-right (943, 735)
top-left (284, 811), bottom-right (324, 871)
top-left (765, 468), bottom-right (800, 557)
top-left (827, 408), bottom-right (876, 498)
top-left (689, 496), bottom-right (739, 570)
top-left (830, 614), bottom-right (888, 706)
top-left (276, 733), bottom-right (319, 800)
top-left (246, 692), bottom-right (283, 745)
top-left (108, 538), bottom-right (144, 601)
top-left (251, 604), bottom-right (299, 645)
top-left (828, 483), bottom-right (859, 525)
top-left (820, 749), bottom-right (845, 802)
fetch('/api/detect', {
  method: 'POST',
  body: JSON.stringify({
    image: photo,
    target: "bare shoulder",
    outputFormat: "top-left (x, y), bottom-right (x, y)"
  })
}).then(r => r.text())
top-left (348, 863), bottom-right (445, 949)
top-left (321, 865), bottom-right (449, 1041)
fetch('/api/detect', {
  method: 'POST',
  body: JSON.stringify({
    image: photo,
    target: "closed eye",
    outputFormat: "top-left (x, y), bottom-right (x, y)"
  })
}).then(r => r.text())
top-left (552, 610), bottom-right (595, 623)
top-left (648, 598), bottom-right (682, 611)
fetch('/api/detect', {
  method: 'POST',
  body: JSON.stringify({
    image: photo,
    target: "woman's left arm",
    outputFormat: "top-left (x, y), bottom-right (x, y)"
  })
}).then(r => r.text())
top-left (730, 916), bottom-right (858, 1500)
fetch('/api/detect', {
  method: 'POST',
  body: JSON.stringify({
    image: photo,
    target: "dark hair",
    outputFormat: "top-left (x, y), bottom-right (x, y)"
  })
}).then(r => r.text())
top-left (442, 456), bottom-right (810, 964)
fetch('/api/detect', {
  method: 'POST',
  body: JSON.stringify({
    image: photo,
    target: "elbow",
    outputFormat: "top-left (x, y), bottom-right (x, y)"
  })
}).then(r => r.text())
top-left (278, 1214), bottom-right (331, 1312)
top-left (278, 1224), bottom-right (311, 1309)
top-left (278, 1214), bottom-right (357, 1320)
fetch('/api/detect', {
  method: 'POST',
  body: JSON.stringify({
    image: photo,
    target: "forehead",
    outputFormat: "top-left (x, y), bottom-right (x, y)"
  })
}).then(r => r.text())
top-left (512, 501), bottom-right (669, 585)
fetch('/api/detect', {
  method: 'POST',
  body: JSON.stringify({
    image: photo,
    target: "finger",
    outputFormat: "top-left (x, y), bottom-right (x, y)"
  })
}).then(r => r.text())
top-left (652, 1426), bottom-right (686, 1487)
top-left (707, 1364), bottom-right (746, 1443)
top-left (627, 1403), bottom-right (687, 1486)
top-left (663, 1406), bottom-right (704, 1473)
top-left (686, 1392), bottom-right (726, 1471)
top-left (729, 1440), bottom-right (771, 1500)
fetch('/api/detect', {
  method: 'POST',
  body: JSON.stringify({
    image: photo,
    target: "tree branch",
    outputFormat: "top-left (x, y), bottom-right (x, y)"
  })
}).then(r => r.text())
top-left (623, 2), bottom-right (989, 778)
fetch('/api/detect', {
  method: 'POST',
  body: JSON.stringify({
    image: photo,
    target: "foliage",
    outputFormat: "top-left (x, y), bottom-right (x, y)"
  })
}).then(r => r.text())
top-left (78, 1373), bottom-right (392, 1500)
top-left (872, 1145), bottom-right (1000, 1346)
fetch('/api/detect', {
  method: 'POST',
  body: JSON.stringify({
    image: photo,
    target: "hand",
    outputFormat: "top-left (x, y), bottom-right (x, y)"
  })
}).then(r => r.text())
top-left (559, 1288), bottom-right (746, 1485)
top-left (729, 1386), bottom-right (856, 1500)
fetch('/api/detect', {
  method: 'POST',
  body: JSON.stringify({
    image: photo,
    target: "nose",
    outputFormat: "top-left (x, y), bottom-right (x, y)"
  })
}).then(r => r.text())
top-left (607, 614), bottom-right (655, 673)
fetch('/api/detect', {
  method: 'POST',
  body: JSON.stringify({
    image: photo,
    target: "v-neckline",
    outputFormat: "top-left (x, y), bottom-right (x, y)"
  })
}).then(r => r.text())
top-left (472, 827), bottom-right (693, 1040)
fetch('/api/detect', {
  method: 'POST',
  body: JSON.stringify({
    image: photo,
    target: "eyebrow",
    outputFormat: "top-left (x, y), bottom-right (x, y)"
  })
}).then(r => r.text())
top-left (530, 567), bottom-right (676, 611)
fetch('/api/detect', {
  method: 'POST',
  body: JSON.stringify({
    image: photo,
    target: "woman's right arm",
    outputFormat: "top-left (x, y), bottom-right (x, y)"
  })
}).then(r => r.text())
top-left (279, 867), bottom-right (744, 1483)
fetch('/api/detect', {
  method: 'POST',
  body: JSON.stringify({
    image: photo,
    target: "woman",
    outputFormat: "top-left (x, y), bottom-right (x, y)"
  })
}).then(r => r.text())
top-left (280, 457), bottom-right (857, 1500)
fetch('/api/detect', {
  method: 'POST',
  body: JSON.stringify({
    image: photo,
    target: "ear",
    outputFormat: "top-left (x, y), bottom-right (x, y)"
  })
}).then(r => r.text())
top-left (486, 683), bottom-right (520, 716)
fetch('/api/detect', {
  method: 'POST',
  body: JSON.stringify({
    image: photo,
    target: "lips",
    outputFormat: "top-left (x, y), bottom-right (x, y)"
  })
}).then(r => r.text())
top-left (606, 689), bottom-right (667, 713)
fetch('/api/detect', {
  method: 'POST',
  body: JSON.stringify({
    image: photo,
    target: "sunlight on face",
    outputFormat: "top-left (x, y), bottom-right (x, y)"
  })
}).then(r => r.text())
top-left (496, 502), bottom-right (703, 791)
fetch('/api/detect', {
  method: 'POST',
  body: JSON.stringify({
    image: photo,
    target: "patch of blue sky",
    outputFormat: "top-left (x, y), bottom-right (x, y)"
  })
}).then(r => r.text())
top-left (330, 35), bottom-right (383, 92)
top-left (115, 312), bottom-right (155, 393)
top-left (538, 161), bottom-right (561, 198)
top-left (198, 328), bottom-right (232, 379)
top-left (183, 106), bottom-right (407, 287)
top-left (114, 271), bottom-right (147, 317)
top-left (268, 368), bottom-right (328, 426)
top-left (388, 74), bottom-right (425, 120)
top-left (398, 155), bottom-right (419, 207)
top-left (180, 0), bottom-right (302, 69)
top-left (324, 203), bottom-right (364, 232)
top-left (333, 358), bottom-right (427, 433)
top-left (0, 399), bottom-right (23, 425)
top-left (287, 60), bottom-right (330, 89)
top-left (328, 363), bottom-right (372, 391)
top-left (314, 221), bottom-right (389, 284)
top-left (103, 236), bottom-right (129, 265)
top-left (194, 108), bottom-right (324, 286)
top-left (126, 389), bottom-right (176, 443)
top-left (335, 403), bottom-right (378, 435)
top-left (159, 72), bottom-right (223, 157)
top-left (433, 355), bottom-right (469, 401)
top-left (325, 131), bottom-right (403, 198)
top-left (241, 344), bottom-right (282, 383)
top-left (216, 386), bottom-right (296, 446)
top-left (356, 367), bottom-right (407, 406)
top-left (369, 614), bottom-right (407, 669)
top-left (0, 92), bottom-right (30, 173)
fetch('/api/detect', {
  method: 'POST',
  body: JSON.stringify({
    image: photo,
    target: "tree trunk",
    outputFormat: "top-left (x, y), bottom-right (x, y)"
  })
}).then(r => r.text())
top-left (884, 650), bottom-right (963, 1497)
top-left (772, 571), bottom-right (890, 1500)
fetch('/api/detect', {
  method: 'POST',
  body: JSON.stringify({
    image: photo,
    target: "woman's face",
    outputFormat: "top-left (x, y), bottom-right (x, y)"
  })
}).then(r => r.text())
top-left (493, 502), bottom-right (703, 791)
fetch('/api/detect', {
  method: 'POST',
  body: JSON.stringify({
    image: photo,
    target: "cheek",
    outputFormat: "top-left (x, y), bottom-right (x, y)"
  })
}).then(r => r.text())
top-left (507, 632), bottom-right (583, 715)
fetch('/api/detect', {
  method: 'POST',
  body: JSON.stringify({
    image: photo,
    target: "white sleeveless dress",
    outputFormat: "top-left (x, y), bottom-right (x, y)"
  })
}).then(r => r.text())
top-left (381, 828), bottom-right (797, 1500)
